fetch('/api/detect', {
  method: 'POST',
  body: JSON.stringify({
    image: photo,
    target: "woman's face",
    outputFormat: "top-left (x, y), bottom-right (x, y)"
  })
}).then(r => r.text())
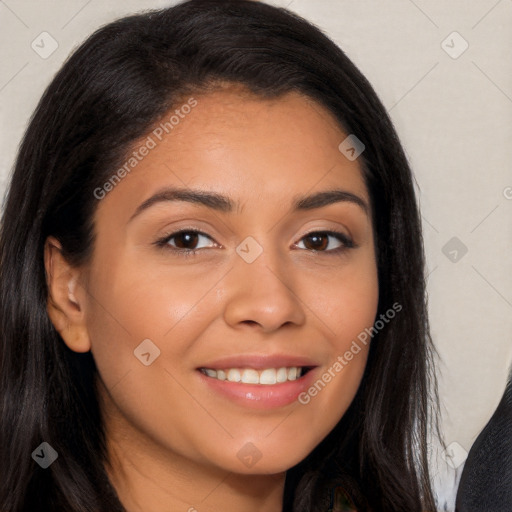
top-left (68, 87), bottom-right (378, 475)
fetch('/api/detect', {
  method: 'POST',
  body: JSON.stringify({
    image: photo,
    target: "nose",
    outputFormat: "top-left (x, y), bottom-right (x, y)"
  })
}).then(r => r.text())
top-left (222, 246), bottom-right (306, 334)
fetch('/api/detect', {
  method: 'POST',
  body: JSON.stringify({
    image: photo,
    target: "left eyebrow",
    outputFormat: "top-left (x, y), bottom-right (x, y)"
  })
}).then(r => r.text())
top-left (128, 186), bottom-right (369, 223)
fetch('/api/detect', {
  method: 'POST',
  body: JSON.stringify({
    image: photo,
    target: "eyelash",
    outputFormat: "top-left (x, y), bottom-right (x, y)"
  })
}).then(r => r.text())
top-left (154, 228), bottom-right (356, 259)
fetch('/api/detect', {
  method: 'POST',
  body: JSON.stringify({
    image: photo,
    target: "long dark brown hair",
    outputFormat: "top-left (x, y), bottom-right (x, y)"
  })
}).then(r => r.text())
top-left (0, 1), bottom-right (445, 510)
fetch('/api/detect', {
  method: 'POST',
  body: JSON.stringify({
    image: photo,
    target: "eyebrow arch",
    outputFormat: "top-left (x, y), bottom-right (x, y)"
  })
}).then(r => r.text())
top-left (128, 186), bottom-right (369, 222)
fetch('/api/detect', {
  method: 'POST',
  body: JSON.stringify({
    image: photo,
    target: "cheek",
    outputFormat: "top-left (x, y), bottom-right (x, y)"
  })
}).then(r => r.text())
top-left (295, 255), bottom-right (378, 427)
top-left (84, 254), bottom-right (222, 385)
top-left (305, 251), bottom-right (379, 341)
top-left (83, 258), bottom-right (222, 457)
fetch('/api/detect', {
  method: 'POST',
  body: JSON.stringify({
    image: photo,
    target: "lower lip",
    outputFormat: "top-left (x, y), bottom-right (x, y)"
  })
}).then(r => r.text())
top-left (196, 368), bottom-right (318, 409)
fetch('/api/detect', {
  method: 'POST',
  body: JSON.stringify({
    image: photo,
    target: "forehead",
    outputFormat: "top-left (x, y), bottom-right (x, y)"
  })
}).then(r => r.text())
top-left (96, 87), bottom-right (369, 219)
top-left (167, 87), bottom-right (347, 157)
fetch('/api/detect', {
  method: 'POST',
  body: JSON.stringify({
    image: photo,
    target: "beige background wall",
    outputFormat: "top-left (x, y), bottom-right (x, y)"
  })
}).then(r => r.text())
top-left (1, 0), bottom-right (511, 509)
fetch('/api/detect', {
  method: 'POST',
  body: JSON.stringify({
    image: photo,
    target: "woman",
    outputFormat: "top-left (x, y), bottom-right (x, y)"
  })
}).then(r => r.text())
top-left (0, 0), bottom-right (445, 510)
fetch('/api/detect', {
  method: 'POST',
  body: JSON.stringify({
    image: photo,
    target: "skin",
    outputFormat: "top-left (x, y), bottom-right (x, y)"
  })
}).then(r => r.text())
top-left (45, 85), bottom-right (378, 512)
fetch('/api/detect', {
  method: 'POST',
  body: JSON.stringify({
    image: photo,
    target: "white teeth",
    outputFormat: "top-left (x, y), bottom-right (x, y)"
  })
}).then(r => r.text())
top-left (276, 367), bottom-right (288, 383)
top-left (227, 369), bottom-right (241, 382)
top-left (259, 369), bottom-right (277, 385)
top-left (201, 366), bottom-right (306, 385)
top-left (241, 369), bottom-right (260, 384)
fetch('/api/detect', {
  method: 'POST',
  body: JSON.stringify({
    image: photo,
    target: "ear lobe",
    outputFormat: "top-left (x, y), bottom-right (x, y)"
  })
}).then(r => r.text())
top-left (44, 236), bottom-right (91, 353)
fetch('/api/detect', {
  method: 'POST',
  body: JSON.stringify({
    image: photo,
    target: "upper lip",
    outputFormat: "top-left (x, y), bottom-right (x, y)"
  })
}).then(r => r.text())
top-left (197, 354), bottom-right (319, 370)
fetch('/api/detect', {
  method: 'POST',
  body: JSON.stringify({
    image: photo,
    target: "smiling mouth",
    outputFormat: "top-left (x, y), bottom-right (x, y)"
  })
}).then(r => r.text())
top-left (198, 366), bottom-right (314, 385)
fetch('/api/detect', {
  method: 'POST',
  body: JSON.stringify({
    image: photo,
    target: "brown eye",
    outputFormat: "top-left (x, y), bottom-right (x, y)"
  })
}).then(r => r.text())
top-left (303, 233), bottom-right (329, 251)
top-left (173, 231), bottom-right (200, 249)
top-left (295, 230), bottom-right (354, 254)
top-left (158, 230), bottom-right (217, 253)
